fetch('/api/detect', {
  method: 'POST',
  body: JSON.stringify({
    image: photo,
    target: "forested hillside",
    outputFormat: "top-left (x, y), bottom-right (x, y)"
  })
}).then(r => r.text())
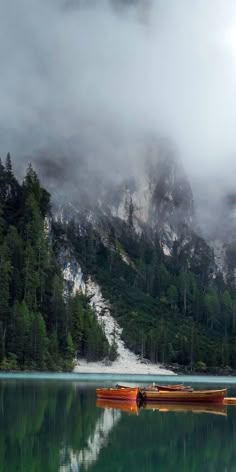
top-left (61, 211), bottom-right (236, 373)
top-left (1, 154), bottom-right (236, 373)
top-left (0, 155), bottom-right (110, 370)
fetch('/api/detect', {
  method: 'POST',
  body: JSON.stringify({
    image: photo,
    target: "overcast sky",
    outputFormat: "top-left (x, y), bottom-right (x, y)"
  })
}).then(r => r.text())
top-left (1, 0), bottom-right (236, 222)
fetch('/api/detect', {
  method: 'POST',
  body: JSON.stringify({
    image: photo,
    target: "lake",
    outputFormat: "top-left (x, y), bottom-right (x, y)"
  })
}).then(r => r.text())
top-left (0, 374), bottom-right (236, 471)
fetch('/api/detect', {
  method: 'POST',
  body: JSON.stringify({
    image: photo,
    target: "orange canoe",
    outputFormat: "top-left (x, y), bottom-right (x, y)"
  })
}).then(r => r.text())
top-left (96, 386), bottom-right (139, 401)
top-left (141, 388), bottom-right (227, 404)
top-left (96, 399), bottom-right (139, 415)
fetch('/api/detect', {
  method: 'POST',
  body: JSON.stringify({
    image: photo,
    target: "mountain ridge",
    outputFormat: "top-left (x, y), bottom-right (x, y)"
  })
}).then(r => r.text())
top-left (1, 150), bottom-right (236, 373)
top-left (49, 144), bottom-right (236, 373)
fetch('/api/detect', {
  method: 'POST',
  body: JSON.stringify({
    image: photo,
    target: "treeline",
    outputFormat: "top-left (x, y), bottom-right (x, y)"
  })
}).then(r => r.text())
top-left (64, 214), bottom-right (236, 372)
top-left (0, 155), bottom-right (111, 370)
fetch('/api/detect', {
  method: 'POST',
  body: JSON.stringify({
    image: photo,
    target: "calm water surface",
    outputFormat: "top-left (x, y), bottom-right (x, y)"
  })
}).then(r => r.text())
top-left (1, 375), bottom-right (236, 471)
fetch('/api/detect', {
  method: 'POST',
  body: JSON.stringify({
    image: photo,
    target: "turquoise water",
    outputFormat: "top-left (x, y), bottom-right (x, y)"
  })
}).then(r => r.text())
top-left (0, 375), bottom-right (236, 471)
top-left (1, 372), bottom-right (236, 383)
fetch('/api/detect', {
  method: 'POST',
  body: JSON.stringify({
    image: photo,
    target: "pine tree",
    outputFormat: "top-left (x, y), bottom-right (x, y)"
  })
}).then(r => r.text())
top-left (69, 294), bottom-right (84, 356)
top-left (30, 312), bottom-right (48, 368)
top-left (5, 153), bottom-right (12, 174)
top-left (0, 206), bottom-right (5, 244)
top-left (5, 226), bottom-right (24, 304)
top-left (221, 290), bottom-right (233, 335)
top-left (66, 333), bottom-right (74, 359)
top-left (14, 302), bottom-right (31, 366)
top-left (50, 274), bottom-right (65, 335)
top-left (204, 289), bottom-right (220, 330)
top-left (0, 242), bottom-right (12, 352)
top-left (23, 243), bottom-right (39, 310)
top-left (48, 330), bottom-right (59, 368)
top-left (167, 284), bottom-right (178, 308)
top-left (179, 269), bottom-right (189, 314)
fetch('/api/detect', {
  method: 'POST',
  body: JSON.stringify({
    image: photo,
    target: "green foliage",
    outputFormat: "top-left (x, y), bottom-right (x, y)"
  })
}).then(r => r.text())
top-left (66, 333), bottom-right (74, 359)
top-left (167, 284), bottom-right (178, 308)
top-left (0, 156), bottom-right (107, 370)
top-left (204, 289), bottom-right (220, 329)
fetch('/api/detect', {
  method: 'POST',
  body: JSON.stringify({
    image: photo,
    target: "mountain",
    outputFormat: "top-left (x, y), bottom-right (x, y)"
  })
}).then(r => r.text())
top-left (46, 141), bottom-right (236, 374)
top-left (1, 149), bottom-right (236, 373)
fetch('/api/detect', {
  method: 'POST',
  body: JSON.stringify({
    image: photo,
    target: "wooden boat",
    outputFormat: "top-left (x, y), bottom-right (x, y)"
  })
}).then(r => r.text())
top-left (149, 384), bottom-right (193, 392)
top-left (117, 383), bottom-right (193, 392)
top-left (96, 386), bottom-right (139, 401)
top-left (142, 402), bottom-right (227, 416)
top-left (141, 388), bottom-right (227, 404)
top-left (96, 399), bottom-right (139, 415)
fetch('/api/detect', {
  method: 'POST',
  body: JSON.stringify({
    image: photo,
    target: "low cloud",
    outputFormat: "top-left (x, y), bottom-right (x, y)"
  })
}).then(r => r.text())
top-left (1, 0), bottom-right (236, 230)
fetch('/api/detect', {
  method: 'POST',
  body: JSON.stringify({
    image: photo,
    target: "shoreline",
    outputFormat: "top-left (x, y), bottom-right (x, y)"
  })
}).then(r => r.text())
top-left (0, 363), bottom-right (235, 377)
top-left (73, 359), bottom-right (175, 375)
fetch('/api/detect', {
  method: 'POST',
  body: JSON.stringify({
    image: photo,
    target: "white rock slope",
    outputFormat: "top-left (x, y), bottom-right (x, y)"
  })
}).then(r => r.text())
top-left (62, 256), bottom-right (174, 375)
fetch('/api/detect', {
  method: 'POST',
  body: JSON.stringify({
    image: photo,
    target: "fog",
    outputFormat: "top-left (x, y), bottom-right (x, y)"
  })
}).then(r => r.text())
top-left (1, 0), bottom-right (236, 230)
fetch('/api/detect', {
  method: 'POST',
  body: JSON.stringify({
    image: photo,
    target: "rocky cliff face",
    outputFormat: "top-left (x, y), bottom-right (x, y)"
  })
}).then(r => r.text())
top-left (109, 144), bottom-right (194, 254)
top-left (50, 140), bottom-right (219, 272)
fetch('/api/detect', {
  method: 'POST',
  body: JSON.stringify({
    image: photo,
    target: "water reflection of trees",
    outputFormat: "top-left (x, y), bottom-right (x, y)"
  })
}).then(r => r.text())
top-left (1, 381), bottom-right (236, 472)
top-left (89, 407), bottom-right (236, 472)
top-left (0, 381), bottom-right (102, 472)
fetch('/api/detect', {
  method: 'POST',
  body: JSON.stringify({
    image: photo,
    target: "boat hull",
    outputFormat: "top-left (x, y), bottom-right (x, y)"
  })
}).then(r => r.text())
top-left (96, 387), bottom-right (139, 401)
top-left (141, 388), bottom-right (227, 404)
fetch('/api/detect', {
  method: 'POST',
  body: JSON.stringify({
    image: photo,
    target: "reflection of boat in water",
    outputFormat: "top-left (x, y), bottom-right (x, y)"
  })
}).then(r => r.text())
top-left (224, 397), bottom-right (236, 405)
top-left (96, 387), bottom-right (139, 401)
top-left (141, 388), bottom-right (227, 404)
top-left (96, 399), bottom-right (226, 416)
top-left (96, 399), bottom-right (139, 415)
top-left (141, 402), bottom-right (227, 416)
top-left (96, 398), bottom-right (227, 417)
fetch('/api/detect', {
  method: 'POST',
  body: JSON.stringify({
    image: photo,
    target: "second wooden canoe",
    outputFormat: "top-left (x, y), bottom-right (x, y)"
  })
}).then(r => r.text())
top-left (116, 383), bottom-right (193, 392)
top-left (149, 384), bottom-right (193, 392)
top-left (141, 388), bottom-right (227, 404)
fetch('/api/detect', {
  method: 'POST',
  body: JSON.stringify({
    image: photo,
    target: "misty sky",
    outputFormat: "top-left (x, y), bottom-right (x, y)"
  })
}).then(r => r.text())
top-left (1, 0), bottom-right (236, 221)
